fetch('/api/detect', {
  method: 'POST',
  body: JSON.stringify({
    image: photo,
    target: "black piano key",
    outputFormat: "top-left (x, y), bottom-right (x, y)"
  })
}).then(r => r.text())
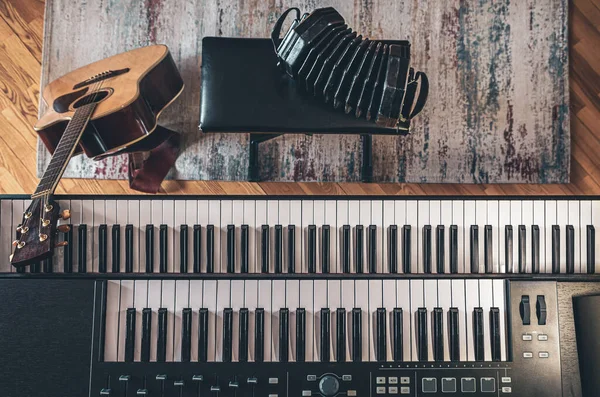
top-left (279, 308), bottom-right (289, 362)
top-left (159, 224), bottom-right (168, 273)
top-left (484, 225), bottom-right (492, 274)
top-left (473, 307), bottom-right (484, 361)
top-left (417, 308), bottom-right (428, 361)
top-left (193, 225), bottom-right (202, 273)
top-left (393, 308), bottom-right (403, 362)
top-left (532, 225), bottom-right (540, 274)
top-left (63, 224), bottom-right (73, 273)
top-left (389, 225), bottom-right (398, 273)
top-left (227, 224), bottom-right (236, 273)
top-left (448, 307), bottom-right (460, 361)
top-left (433, 308), bottom-right (444, 362)
top-left (308, 225), bottom-right (317, 273)
top-left (206, 225), bottom-right (215, 273)
top-left (322, 225), bottom-right (331, 273)
top-left (145, 224), bottom-right (154, 273)
top-left (181, 308), bottom-right (192, 362)
top-left (552, 225), bottom-right (560, 274)
top-left (320, 308), bottom-right (331, 362)
top-left (402, 225), bottom-right (411, 273)
top-left (436, 225), bottom-right (445, 274)
top-left (342, 225), bottom-right (351, 273)
top-left (352, 308), bottom-right (362, 362)
top-left (470, 225), bottom-right (479, 273)
top-left (141, 308), bottom-right (151, 362)
top-left (99, 224), bottom-right (107, 273)
top-left (490, 307), bottom-right (501, 362)
top-left (241, 225), bottom-right (249, 273)
top-left (255, 308), bottom-right (265, 362)
top-left (376, 308), bottom-right (386, 362)
top-left (368, 225), bottom-right (377, 273)
top-left (198, 308), bottom-right (208, 362)
top-left (98, 281), bottom-right (107, 361)
top-left (449, 225), bottom-right (458, 273)
top-left (296, 308), bottom-right (306, 362)
top-left (125, 308), bottom-right (136, 362)
top-left (587, 225), bottom-right (596, 274)
top-left (336, 309), bottom-right (346, 362)
top-left (111, 224), bottom-right (120, 273)
top-left (179, 225), bottom-right (188, 273)
top-left (423, 225), bottom-right (432, 273)
top-left (505, 225), bottom-right (513, 273)
top-left (157, 308), bottom-right (167, 362)
top-left (261, 225), bottom-right (270, 273)
top-left (42, 257), bottom-right (53, 273)
top-left (287, 225), bottom-right (296, 273)
top-left (30, 261), bottom-right (40, 273)
top-left (567, 225), bottom-right (575, 274)
top-left (355, 225), bottom-right (364, 273)
top-left (125, 224), bottom-right (133, 273)
top-left (223, 308), bottom-right (233, 362)
top-left (274, 225), bottom-right (283, 273)
top-left (518, 225), bottom-right (526, 274)
top-left (239, 308), bottom-right (249, 362)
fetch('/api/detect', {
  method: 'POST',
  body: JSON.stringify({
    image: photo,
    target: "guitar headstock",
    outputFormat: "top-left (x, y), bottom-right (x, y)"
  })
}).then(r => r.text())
top-left (9, 197), bottom-right (70, 268)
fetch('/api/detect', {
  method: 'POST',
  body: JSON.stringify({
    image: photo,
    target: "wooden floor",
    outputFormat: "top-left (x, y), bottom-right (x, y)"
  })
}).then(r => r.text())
top-left (0, 0), bottom-right (599, 197)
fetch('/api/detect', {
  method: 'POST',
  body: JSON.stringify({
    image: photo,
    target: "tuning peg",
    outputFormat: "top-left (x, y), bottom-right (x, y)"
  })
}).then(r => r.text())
top-left (57, 225), bottom-right (71, 233)
top-left (59, 209), bottom-right (71, 220)
top-left (12, 240), bottom-right (18, 247)
top-left (55, 241), bottom-right (68, 248)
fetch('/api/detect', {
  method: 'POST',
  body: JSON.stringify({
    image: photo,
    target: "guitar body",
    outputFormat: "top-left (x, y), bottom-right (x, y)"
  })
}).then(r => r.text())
top-left (35, 45), bottom-right (184, 160)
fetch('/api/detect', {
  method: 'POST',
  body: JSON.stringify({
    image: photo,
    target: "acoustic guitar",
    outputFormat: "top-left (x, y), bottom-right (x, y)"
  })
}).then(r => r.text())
top-left (10, 45), bottom-right (184, 268)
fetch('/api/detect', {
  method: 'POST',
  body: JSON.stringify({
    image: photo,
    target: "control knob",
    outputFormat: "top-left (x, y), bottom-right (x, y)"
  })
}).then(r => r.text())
top-left (319, 375), bottom-right (340, 397)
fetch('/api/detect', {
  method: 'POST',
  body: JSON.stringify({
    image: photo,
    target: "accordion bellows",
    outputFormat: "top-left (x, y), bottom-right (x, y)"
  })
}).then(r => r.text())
top-left (273, 7), bottom-right (429, 133)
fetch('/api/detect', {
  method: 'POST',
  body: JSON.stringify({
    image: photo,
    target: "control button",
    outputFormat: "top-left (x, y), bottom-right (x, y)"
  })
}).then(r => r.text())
top-left (376, 377), bottom-right (386, 385)
top-left (539, 351), bottom-right (549, 358)
top-left (247, 377), bottom-right (257, 384)
top-left (536, 295), bottom-right (547, 325)
top-left (502, 386), bottom-right (512, 393)
top-left (400, 377), bottom-right (410, 384)
top-left (319, 375), bottom-right (340, 397)
top-left (348, 391), bottom-right (357, 397)
top-left (343, 375), bottom-right (352, 382)
top-left (520, 295), bottom-right (531, 325)
top-left (422, 378), bottom-right (437, 393)
top-left (376, 386), bottom-right (386, 394)
top-left (401, 387), bottom-right (410, 395)
top-left (302, 391), bottom-right (312, 397)
top-left (269, 378), bottom-right (279, 385)
top-left (523, 351), bottom-right (533, 358)
top-left (501, 377), bottom-right (511, 384)
top-left (441, 378), bottom-right (457, 393)
top-left (538, 334), bottom-right (548, 341)
top-left (389, 386), bottom-right (399, 394)
top-left (307, 375), bottom-right (317, 382)
top-left (389, 377), bottom-right (399, 384)
top-left (522, 334), bottom-right (532, 341)
top-left (461, 378), bottom-right (476, 393)
top-left (481, 378), bottom-right (496, 393)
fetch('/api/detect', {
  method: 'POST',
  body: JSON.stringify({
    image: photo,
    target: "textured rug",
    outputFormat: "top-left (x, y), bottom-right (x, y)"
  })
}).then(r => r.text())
top-left (38, 0), bottom-right (570, 183)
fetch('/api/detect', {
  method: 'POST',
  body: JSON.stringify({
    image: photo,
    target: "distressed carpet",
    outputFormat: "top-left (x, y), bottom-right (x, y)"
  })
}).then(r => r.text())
top-left (38, 0), bottom-right (570, 183)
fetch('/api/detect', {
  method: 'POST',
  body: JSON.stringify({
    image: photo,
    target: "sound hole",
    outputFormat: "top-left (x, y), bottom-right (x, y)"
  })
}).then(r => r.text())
top-left (72, 89), bottom-right (111, 108)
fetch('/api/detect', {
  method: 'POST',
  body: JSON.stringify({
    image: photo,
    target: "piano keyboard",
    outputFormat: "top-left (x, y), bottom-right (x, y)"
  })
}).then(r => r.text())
top-left (2, 196), bottom-right (600, 275)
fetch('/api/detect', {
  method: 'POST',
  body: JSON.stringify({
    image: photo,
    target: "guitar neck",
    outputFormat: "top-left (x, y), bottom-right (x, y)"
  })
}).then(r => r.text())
top-left (33, 103), bottom-right (97, 198)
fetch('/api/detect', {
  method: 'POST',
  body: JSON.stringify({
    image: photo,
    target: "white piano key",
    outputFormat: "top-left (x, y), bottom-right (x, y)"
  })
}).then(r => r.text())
top-left (12, 200), bottom-right (26, 273)
top-left (244, 200), bottom-right (256, 274)
top-left (533, 200), bottom-right (545, 274)
top-left (216, 280), bottom-right (231, 361)
top-left (341, 280), bottom-right (354, 362)
top-left (430, 200), bottom-right (441, 273)
top-left (245, 280), bottom-right (258, 361)
top-left (208, 200), bottom-right (221, 273)
top-left (396, 280), bottom-right (411, 361)
top-left (147, 280), bottom-right (162, 361)
top-left (544, 200), bottom-right (556, 274)
top-left (197, 200), bottom-right (209, 273)
top-left (127, 200), bottom-right (140, 273)
top-left (81, 200), bottom-right (94, 273)
top-left (492, 279), bottom-right (507, 361)
top-left (337, 200), bottom-right (349, 274)
top-left (185, 200), bottom-right (198, 274)
top-left (221, 200), bottom-right (233, 274)
top-left (410, 279), bottom-right (424, 361)
top-left (394, 200), bottom-right (407, 273)
top-left (133, 280), bottom-right (148, 362)
top-left (104, 280), bottom-right (121, 362)
top-left (557, 200), bottom-right (568, 274)
top-left (581, 200), bottom-right (592, 274)
top-left (452, 201), bottom-right (465, 273)
top-left (440, 201), bottom-right (452, 273)
top-left (272, 280), bottom-right (286, 361)
top-left (479, 279), bottom-right (493, 361)
top-left (348, 201), bottom-right (360, 273)
top-left (174, 201), bottom-right (187, 273)
top-left (451, 280), bottom-right (467, 361)
top-left (232, 201), bottom-right (244, 274)
top-left (92, 200), bottom-right (106, 273)
top-left (593, 200), bottom-right (600, 273)
top-left (53, 199), bottom-right (68, 273)
top-left (499, 200), bottom-right (510, 273)
top-left (0, 199), bottom-right (12, 272)
top-left (314, 200), bottom-right (325, 273)
top-left (230, 279), bottom-right (244, 362)
top-left (423, 279), bottom-right (437, 362)
top-left (174, 280), bottom-right (189, 361)
top-left (368, 280), bottom-right (382, 362)
top-left (371, 200), bottom-right (383, 274)
top-left (314, 279), bottom-right (328, 361)
top-left (151, 200), bottom-right (162, 273)
top-left (138, 200), bottom-right (151, 274)
top-left (355, 280), bottom-right (369, 362)
top-left (522, 200), bottom-right (534, 273)
top-left (437, 280), bottom-right (452, 361)
top-left (464, 200), bottom-right (476, 274)
top-left (328, 280), bottom-right (341, 361)
top-left (302, 200), bottom-right (314, 273)
top-left (290, 200), bottom-right (302, 273)
top-left (286, 280), bottom-right (300, 361)
top-left (300, 280), bottom-right (314, 362)
top-left (279, 200), bottom-right (290, 273)
top-left (268, 200), bottom-right (279, 273)
top-left (189, 280), bottom-right (203, 362)
top-left (465, 279), bottom-right (479, 361)
top-left (383, 200), bottom-right (395, 273)
top-left (569, 200), bottom-right (582, 273)
top-left (382, 280), bottom-right (395, 362)
top-left (325, 200), bottom-right (337, 273)
top-left (69, 200), bottom-right (81, 272)
top-left (202, 280), bottom-right (217, 362)
top-left (256, 200), bottom-right (268, 274)
top-left (359, 200), bottom-right (371, 272)
top-left (486, 200), bottom-right (500, 273)
top-left (258, 280), bottom-right (272, 362)
top-left (510, 200), bottom-right (521, 274)
top-left (117, 280), bottom-right (134, 362)
top-left (417, 200), bottom-right (430, 274)
top-left (116, 200), bottom-right (129, 273)
top-left (161, 280), bottom-right (176, 362)
top-left (477, 200), bottom-right (488, 273)
top-left (105, 200), bottom-right (118, 273)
